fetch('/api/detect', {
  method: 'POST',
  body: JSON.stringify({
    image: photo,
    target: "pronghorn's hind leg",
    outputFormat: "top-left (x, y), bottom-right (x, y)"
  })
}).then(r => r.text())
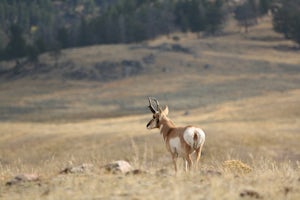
top-left (195, 144), bottom-right (204, 170)
top-left (185, 154), bottom-right (193, 172)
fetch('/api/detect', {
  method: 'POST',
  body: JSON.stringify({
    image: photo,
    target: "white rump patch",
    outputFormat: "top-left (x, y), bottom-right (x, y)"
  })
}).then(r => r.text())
top-left (183, 127), bottom-right (205, 149)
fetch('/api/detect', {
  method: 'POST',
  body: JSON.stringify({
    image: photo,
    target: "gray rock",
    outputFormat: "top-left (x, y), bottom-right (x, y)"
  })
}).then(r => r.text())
top-left (6, 173), bottom-right (39, 186)
top-left (60, 163), bottom-right (94, 174)
top-left (103, 160), bottom-right (133, 174)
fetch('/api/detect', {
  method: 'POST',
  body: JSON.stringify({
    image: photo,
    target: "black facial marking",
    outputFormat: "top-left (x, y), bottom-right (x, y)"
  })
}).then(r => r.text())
top-left (146, 121), bottom-right (151, 128)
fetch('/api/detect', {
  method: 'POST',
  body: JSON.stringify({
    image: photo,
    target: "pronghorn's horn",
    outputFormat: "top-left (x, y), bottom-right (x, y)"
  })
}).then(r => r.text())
top-left (152, 98), bottom-right (160, 111)
top-left (148, 97), bottom-right (157, 113)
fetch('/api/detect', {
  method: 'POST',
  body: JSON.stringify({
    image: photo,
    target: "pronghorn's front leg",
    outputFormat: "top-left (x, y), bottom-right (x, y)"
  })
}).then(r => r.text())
top-left (171, 153), bottom-right (178, 173)
top-left (183, 158), bottom-right (188, 172)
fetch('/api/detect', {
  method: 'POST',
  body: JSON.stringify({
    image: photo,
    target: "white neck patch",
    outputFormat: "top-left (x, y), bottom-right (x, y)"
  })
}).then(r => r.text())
top-left (160, 124), bottom-right (164, 130)
top-left (160, 124), bottom-right (164, 134)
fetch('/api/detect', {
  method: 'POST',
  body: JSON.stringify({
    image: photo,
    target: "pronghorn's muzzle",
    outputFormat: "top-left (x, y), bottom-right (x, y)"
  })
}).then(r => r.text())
top-left (146, 120), bottom-right (152, 129)
top-left (146, 117), bottom-right (159, 129)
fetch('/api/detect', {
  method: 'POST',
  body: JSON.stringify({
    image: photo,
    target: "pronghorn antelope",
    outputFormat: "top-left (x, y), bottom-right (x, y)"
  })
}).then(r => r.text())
top-left (146, 97), bottom-right (205, 172)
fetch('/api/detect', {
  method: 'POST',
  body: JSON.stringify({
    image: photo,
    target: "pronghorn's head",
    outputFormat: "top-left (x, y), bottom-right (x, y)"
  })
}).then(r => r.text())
top-left (146, 97), bottom-right (169, 129)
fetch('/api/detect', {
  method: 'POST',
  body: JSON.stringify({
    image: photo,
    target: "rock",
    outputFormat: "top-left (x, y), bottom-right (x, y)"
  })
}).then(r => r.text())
top-left (142, 54), bottom-right (155, 64)
top-left (171, 44), bottom-right (191, 54)
top-left (204, 64), bottom-right (211, 70)
top-left (103, 160), bottom-right (133, 174)
top-left (126, 169), bottom-right (147, 176)
top-left (284, 186), bottom-right (293, 196)
top-left (94, 60), bottom-right (143, 81)
top-left (156, 168), bottom-right (170, 176)
top-left (240, 189), bottom-right (263, 199)
top-left (204, 169), bottom-right (222, 176)
top-left (60, 163), bottom-right (94, 174)
top-left (183, 111), bottom-right (190, 116)
top-left (6, 173), bottom-right (39, 186)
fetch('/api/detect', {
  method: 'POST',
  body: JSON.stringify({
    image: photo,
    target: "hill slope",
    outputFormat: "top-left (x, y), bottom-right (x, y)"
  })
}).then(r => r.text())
top-left (0, 18), bottom-right (299, 122)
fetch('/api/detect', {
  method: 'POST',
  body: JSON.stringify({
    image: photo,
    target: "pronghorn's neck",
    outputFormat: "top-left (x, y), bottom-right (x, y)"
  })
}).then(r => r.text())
top-left (159, 117), bottom-right (176, 141)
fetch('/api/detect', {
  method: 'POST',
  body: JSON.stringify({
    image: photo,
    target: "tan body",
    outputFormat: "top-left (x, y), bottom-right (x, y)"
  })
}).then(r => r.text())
top-left (147, 99), bottom-right (205, 172)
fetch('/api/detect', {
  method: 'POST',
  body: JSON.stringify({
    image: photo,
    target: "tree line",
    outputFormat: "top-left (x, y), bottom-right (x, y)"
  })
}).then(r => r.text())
top-left (272, 0), bottom-right (300, 45)
top-left (0, 0), bottom-right (298, 62)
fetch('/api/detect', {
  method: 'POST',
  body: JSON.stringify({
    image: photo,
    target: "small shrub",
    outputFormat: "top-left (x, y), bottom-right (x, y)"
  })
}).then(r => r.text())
top-left (223, 160), bottom-right (252, 174)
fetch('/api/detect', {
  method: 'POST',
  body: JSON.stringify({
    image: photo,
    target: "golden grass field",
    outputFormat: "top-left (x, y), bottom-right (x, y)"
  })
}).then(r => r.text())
top-left (0, 17), bottom-right (300, 199)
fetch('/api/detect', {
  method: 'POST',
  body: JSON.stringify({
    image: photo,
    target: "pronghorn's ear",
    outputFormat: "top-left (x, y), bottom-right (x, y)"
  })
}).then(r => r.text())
top-left (163, 105), bottom-right (169, 115)
top-left (158, 106), bottom-right (163, 113)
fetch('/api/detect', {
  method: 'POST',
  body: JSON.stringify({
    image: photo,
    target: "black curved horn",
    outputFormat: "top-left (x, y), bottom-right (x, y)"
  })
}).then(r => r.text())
top-left (148, 97), bottom-right (161, 113)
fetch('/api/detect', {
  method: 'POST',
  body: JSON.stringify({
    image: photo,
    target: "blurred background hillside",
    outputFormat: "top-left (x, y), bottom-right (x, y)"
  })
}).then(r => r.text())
top-left (0, 0), bottom-right (299, 62)
top-left (0, 0), bottom-right (299, 122)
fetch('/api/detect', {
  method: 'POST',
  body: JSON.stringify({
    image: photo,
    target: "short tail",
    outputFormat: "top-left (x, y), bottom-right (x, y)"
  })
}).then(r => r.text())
top-left (193, 131), bottom-right (198, 149)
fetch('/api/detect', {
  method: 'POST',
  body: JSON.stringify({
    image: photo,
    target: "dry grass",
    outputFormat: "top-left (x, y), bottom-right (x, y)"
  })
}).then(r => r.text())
top-left (0, 88), bottom-right (299, 199)
top-left (0, 16), bottom-right (300, 199)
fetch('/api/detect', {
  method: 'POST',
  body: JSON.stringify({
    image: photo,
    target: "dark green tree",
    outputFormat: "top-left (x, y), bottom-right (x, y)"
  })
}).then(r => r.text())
top-left (27, 44), bottom-right (39, 63)
top-left (189, 0), bottom-right (206, 33)
top-left (78, 17), bottom-right (91, 46)
top-left (234, 0), bottom-right (258, 33)
top-left (259, 0), bottom-right (273, 15)
top-left (272, 0), bottom-right (300, 45)
top-left (4, 24), bottom-right (27, 60)
top-left (204, 0), bottom-right (226, 35)
top-left (175, 0), bottom-right (203, 32)
top-left (56, 27), bottom-right (69, 49)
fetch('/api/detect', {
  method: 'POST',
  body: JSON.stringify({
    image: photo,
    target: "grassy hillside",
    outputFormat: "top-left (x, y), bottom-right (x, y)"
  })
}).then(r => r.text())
top-left (0, 17), bottom-right (299, 199)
